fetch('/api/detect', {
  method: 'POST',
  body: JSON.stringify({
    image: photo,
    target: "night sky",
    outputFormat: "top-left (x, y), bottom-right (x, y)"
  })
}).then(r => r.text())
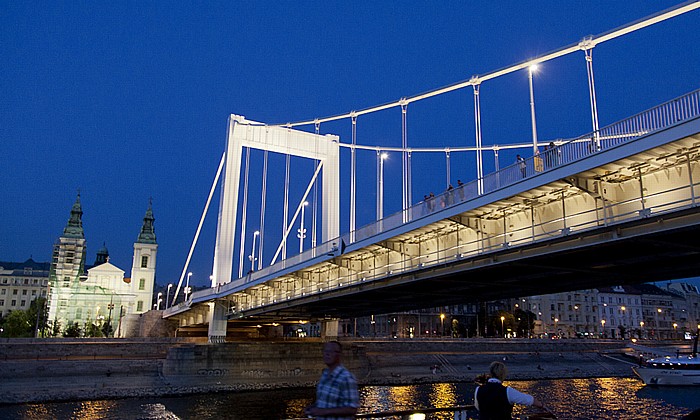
top-left (2, 2), bottom-right (699, 290)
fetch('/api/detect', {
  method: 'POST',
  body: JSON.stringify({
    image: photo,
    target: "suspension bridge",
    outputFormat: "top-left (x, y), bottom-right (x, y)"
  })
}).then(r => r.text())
top-left (163, 2), bottom-right (700, 342)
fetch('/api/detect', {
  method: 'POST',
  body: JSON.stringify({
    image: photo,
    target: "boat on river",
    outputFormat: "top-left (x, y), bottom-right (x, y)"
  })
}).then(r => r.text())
top-left (632, 330), bottom-right (700, 385)
top-left (633, 354), bottom-right (700, 385)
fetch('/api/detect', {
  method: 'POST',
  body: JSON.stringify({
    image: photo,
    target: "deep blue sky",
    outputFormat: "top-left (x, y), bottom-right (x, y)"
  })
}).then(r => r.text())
top-left (2, 2), bottom-right (699, 289)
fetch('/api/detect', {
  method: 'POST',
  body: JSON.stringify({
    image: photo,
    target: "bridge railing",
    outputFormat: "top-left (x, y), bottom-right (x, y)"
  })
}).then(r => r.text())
top-left (227, 88), bottom-right (700, 306)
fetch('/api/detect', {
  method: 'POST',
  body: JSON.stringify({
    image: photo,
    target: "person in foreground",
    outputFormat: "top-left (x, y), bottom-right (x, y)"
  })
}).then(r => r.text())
top-left (305, 340), bottom-right (359, 420)
top-left (474, 361), bottom-right (546, 420)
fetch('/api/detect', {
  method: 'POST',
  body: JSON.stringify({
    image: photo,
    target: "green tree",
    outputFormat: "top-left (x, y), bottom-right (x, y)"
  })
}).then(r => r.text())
top-left (3, 310), bottom-right (33, 337)
top-left (85, 322), bottom-right (103, 338)
top-left (63, 322), bottom-right (82, 337)
top-left (27, 297), bottom-right (48, 337)
top-left (51, 318), bottom-right (62, 337)
top-left (101, 321), bottom-right (113, 338)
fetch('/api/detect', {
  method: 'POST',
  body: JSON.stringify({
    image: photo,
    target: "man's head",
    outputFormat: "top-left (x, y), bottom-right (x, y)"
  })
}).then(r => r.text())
top-left (489, 361), bottom-right (507, 381)
top-left (322, 340), bottom-right (342, 368)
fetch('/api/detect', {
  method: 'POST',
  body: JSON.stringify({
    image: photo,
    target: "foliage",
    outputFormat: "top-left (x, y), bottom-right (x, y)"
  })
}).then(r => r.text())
top-left (51, 318), bottom-right (62, 337)
top-left (84, 322), bottom-right (103, 338)
top-left (63, 322), bottom-right (82, 337)
top-left (3, 310), bottom-right (34, 337)
top-left (101, 321), bottom-right (113, 338)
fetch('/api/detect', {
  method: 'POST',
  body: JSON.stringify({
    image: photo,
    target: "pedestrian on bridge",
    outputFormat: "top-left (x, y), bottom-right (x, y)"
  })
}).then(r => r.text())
top-left (305, 341), bottom-right (359, 420)
top-left (516, 155), bottom-right (526, 178)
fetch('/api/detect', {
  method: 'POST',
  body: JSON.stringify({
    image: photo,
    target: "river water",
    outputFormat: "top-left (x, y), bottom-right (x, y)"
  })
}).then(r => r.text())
top-left (1, 378), bottom-right (698, 419)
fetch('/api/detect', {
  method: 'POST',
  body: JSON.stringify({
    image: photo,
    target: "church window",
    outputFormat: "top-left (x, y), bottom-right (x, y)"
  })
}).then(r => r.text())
top-left (139, 278), bottom-right (146, 290)
top-left (23, 279), bottom-right (28, 285)
top-left (11, 300), bottom-right (16, 306)
top-left (31, 290), bottom-right (36, 296)
top-left (20, 300), bottom-right (26, 307)
top-left (0, 300), bottom-right (3, 306)
top-left (22, 290), bottom-right (27, 295)
top-left (137, 301), bottom-right (143, 312)
top-left (0, 289), bottom-right (5, 295)
top-left (141, 256), bottom-right (148, 268)
top-left (12, 289), bottom-right (17, 295)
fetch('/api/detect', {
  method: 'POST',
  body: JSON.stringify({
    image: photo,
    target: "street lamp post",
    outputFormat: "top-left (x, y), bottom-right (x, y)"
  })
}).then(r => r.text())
top-left (185, 272), bottom-right (192, 302)
top-left (621, 306), bottom-right (626, 339)
top-left (106, 294), bottom-right (114, 338)
top-left (249, 230), bottom-right (260, 271)
top-left (298, 203), bottom-right (308, 253)
top-left (640, 321), bottom-right (645, 339)
top-left (156, 292), bottom-right (163, 310)
top-left (501, 316), bottom-right (505, 338)
top-left (440, 313), bottom-right (445, 337)
top-left (528, 64), bottom-right (539, 155)
top-left (601, 319), bottom-right (606, 338)
top-left (166, 283), bottom-right (173, 308)
top-left (673, 322), bottom-right (678, 339)
top-left (554, 318), bottom-right (559, 336)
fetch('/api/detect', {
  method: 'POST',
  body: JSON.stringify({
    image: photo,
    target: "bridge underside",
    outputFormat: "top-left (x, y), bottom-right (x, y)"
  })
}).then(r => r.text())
top-left (238, 206), bottom-right (700, 321)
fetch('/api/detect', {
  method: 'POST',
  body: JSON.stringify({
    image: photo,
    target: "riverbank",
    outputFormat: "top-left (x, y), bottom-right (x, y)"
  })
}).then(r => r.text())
top-left (0, 338), bottom-right (645, 405)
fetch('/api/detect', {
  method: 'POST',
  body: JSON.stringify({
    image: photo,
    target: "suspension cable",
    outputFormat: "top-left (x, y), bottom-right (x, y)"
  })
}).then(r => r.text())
top-left (283, 151), bottom-right (290, 260)
top-left (238, 146), bottom-right (251, 278)
top-left (258, 148), bottom-right (268, 270)
top-left (271, 161), bottom-right (325, 265)
top-left (173, 152), bottom-right (226, 304)
top-left (350, 114), bottom-right (357, 242)
top-left (276, 2), bottom-right (699, 128)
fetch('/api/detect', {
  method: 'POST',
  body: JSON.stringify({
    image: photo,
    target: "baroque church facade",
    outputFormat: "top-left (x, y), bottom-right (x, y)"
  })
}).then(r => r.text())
top-left (47, 194), bottom-right (157, 336)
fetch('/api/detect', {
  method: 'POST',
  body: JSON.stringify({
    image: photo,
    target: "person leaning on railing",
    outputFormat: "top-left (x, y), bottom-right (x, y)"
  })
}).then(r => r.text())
top-left (474, 361), bottom-right (546, 420)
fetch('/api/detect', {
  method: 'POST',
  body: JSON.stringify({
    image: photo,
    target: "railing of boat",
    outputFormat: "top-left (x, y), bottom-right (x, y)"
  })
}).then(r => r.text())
top-left (286, 404), bottom-right (556, 419)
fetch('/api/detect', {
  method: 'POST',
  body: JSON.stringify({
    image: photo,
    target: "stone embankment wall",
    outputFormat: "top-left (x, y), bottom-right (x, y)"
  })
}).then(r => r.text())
top-left (0, 338), bottom-right (637, 404)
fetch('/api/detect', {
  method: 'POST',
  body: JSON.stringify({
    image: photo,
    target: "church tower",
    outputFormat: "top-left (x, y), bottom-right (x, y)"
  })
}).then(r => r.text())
top-left (48, 193), bottom-right (87, 332)
top-left (131, 200), bottom-right (157, 313)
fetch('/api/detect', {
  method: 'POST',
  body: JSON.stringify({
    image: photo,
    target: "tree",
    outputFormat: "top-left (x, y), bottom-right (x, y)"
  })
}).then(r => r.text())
top-left (85, 322), bottom-right (103, 338)
top-left (3, 310), bottom-right (33, 337)
top-left (63, 322), bottom-right (82, 338)
top-left (27, 297), bottom-right (47, 337)
top-left (51, 318), bottom-right (62, 337)
top-left (101, 321), bottom-right (113, 338)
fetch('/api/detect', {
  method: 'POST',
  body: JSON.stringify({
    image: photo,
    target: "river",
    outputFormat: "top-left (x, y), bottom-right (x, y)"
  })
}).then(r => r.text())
top-left (1, 378), bottom-right (698, 419)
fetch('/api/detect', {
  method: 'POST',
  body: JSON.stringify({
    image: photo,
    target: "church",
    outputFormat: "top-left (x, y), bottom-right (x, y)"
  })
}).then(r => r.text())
top-left (47, 193), bottom-right (157, 337)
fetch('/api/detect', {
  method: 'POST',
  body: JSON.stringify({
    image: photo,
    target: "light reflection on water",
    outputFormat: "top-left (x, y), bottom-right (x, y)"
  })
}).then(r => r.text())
top-left (1, 378), bottom-right (697, 419)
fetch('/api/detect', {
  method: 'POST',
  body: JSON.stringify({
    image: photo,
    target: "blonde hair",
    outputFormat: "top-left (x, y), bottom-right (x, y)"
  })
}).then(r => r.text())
top-left (489, 361), bottom-right (508, 381)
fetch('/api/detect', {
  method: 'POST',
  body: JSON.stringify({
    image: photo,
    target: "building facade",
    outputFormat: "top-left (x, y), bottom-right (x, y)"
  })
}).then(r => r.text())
top-left (0, 258), bottom-right (50, 317)
top-left (47, 194), bottom-right (158, 336)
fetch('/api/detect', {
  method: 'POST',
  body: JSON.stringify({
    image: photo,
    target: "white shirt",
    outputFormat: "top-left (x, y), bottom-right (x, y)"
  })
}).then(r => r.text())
top-left (474, 378), bottom-right (534, 411)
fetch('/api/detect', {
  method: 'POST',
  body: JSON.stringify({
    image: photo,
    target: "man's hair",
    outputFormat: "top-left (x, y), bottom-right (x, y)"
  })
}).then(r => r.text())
top-left (489, 361), bottom-right (507, 381)
top-left (326, 340), bottom-right (342, 352)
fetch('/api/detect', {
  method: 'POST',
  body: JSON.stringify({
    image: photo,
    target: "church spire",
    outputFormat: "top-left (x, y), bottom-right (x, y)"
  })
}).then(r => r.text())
top-left (137, 198), bottom-right (157, 244)
top-left (63, 192), bottom-right (84, 239)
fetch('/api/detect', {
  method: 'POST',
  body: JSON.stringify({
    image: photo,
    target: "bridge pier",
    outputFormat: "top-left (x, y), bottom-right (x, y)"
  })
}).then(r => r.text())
top-left (321, 319), bottom-right (339, 340)
top-left (207, 302), bottom-right (227, 343)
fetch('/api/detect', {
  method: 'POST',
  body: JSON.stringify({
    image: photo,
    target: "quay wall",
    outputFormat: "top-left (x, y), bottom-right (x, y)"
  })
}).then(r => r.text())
top-left (0, 338), bottom-right (640, 404)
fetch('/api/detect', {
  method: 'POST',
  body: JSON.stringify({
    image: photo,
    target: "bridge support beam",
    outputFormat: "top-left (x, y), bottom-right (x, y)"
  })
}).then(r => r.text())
top-left (321, 319), bottom-right (339, 340)
top-left (207, 301), bottom-right (227, 343)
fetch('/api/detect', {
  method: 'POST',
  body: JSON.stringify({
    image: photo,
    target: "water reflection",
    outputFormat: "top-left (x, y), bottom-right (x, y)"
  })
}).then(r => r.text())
top-left (1, 378), bottom-right (695, 419)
